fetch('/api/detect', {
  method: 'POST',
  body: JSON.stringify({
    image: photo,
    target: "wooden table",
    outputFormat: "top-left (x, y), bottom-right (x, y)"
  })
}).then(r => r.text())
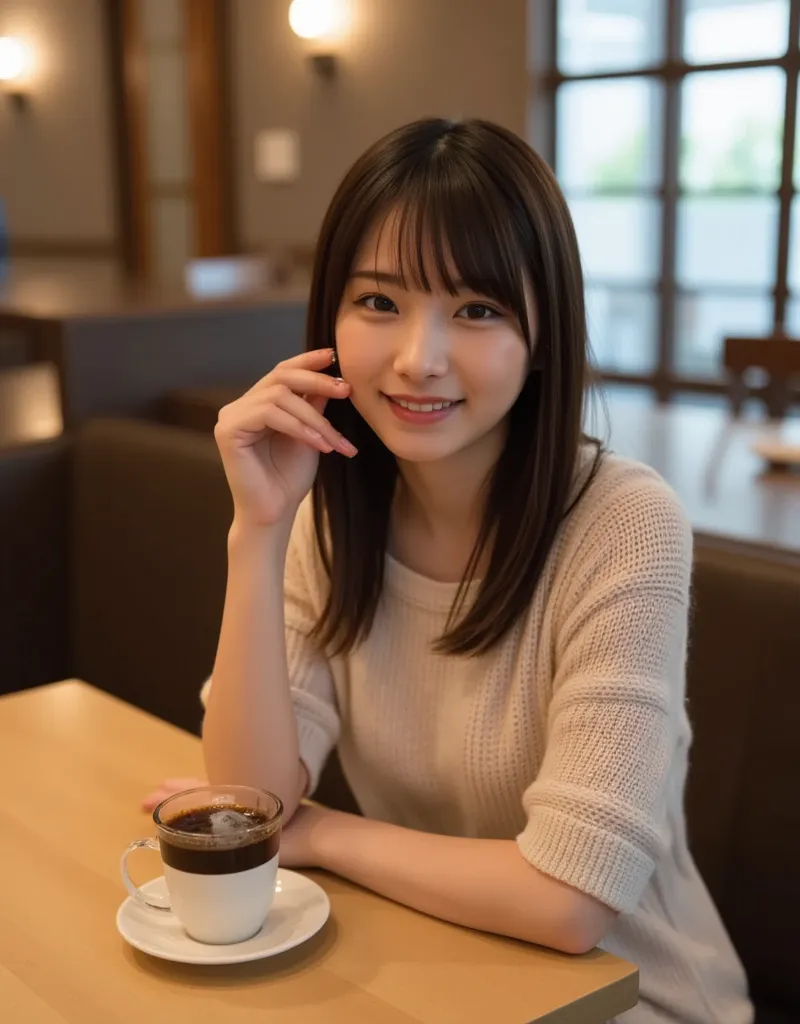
top-left (596, 393), bottom-right (800, 556)
top-left (0, 681), bottom-right (638, 1023)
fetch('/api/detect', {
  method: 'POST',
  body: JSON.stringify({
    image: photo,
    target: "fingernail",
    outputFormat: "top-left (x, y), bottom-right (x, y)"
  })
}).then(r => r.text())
top-left (338, 438), bottom-right (358, 457)
top-left (332, 377), bottom-right (349, 387)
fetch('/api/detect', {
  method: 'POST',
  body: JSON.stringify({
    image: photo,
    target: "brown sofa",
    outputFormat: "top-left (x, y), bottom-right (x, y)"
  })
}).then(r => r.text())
top-left (1, 417), bottom-right (798, 1023)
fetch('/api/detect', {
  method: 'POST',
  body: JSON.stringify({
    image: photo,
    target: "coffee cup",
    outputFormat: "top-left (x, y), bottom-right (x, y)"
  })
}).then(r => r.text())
top-left (121, 784), bottom-right (283, 945)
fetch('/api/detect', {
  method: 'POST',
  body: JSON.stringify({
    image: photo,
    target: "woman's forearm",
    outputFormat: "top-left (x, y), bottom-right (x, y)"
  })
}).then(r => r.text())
top-left (310, 811), bottom-right (615, 954)
top-left (202, 520), bottom-right (305, 818)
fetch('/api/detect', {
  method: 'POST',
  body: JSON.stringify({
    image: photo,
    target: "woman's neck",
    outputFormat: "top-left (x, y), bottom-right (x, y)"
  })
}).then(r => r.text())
top-left (390, 423), bottom-right (505, 581)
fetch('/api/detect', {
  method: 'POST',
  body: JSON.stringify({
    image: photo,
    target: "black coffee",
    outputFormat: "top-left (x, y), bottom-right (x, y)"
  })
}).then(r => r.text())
top-left (159, 804), bottom-right (280, 875)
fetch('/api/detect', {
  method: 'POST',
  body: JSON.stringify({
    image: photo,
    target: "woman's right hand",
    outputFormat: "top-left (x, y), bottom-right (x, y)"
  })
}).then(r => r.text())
top-left (214, 348), bottom-right (357, 529)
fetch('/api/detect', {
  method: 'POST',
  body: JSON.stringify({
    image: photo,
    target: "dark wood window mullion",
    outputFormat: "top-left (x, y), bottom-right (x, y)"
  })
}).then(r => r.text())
top-left (105, 0), bottom-right (150, 278)
top-left (656, 0), bottom-right (685, 403)
top-left (547, 53), bottom-right (786, 88)
top-left (185, 0), bottom-right (235, 257)
top-left (547, 0), bottom-right (559, 168)
top-left (774, 4), bottom-right (800, 331)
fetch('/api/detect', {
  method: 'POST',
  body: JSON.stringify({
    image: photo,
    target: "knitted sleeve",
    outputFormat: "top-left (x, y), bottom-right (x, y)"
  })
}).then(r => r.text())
top-left (199, 497), bottom-right (340, 796)
top-left (516, 471), bottom-right (693, 914)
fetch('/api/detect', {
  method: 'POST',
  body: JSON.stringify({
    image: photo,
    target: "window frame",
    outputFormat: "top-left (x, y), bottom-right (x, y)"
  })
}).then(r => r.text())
top-left (540, 0), bottom-right (800, 401)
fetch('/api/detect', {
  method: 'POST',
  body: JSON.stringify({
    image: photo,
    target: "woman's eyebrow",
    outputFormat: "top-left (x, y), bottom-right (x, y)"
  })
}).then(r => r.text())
top-left (348, 270), bottom-right (468, 290)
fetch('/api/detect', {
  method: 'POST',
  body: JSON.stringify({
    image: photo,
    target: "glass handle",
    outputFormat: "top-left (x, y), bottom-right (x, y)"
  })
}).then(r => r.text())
top-left (120, 838), bottom-right (171, 911)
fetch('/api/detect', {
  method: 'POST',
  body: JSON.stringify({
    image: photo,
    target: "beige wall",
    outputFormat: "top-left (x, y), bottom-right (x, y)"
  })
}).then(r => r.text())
top-left (0, 0), bottom-right (529, 253)
top-left (0, 0), bottom-right (116, 245)
top-left (230, 0), bottom-right (528, 250)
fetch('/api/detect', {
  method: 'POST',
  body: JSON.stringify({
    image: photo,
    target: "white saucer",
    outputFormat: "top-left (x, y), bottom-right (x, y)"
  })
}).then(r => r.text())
top-left (116, 869), bottom-right (330, 965)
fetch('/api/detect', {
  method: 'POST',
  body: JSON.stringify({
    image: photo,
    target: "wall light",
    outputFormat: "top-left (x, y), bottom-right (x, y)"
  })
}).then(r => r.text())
top-left (0, 36), bottom-right (32, 110)
top-left (288, 0), bottom-right (350, 78)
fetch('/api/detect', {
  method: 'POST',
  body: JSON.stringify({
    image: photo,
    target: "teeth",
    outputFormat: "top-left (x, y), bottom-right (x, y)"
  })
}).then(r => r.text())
top-left (394, 399), bottom-right (455, 412)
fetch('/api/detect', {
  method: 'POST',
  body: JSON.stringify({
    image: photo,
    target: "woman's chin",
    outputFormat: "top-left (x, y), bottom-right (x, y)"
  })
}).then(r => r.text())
top-left (377, 430), bottom-right (465, 464)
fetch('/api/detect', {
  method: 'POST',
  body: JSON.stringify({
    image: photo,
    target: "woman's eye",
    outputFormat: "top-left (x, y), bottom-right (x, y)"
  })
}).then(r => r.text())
top-left (358, 294), bottom-right (398, 314)
top-left (456, 303), bottom-right (502, 321)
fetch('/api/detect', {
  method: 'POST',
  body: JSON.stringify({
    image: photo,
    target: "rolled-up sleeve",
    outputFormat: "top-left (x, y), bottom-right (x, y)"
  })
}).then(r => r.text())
top-left (516, 475), bottom-right (693, 914)
top-left (200, 497), bottom-right (340, 796)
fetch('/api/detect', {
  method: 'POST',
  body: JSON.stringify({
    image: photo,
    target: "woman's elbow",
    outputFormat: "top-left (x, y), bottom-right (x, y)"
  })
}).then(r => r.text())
top-left (554, 925), bottom-right (604, 956)
top-left (553, 900), bottom-right (617, 955)
top-left (518, 860), bottom-right (618, 954)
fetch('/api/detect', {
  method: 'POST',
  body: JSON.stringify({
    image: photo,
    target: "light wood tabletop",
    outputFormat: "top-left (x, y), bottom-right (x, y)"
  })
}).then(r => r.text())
top-left (0, 681), bottom-right (638, 1023)
top-left (593, 393), bottom-right (800, 556)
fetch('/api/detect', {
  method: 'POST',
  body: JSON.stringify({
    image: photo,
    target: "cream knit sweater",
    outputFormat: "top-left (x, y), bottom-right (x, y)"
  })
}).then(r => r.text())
top-left (206, 450), bottom-right (753, 1024)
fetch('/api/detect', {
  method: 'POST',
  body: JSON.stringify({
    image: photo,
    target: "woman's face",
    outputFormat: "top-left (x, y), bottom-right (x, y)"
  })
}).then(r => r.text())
top-left (335, 215), bottom-right (534, 465)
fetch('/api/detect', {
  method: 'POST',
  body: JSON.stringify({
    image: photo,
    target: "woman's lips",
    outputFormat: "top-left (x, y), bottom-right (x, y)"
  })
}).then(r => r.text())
top-left (383, 394), bottom-right (464, 424)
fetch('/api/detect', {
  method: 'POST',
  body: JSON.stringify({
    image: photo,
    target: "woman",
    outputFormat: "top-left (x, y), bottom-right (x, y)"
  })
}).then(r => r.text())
top-left (145, 119), bottom-right (752, 1023)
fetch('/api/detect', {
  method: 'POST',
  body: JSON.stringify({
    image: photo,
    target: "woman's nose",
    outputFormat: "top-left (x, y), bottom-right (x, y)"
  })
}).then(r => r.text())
top-left (393, 319), bottom-right (449, 379)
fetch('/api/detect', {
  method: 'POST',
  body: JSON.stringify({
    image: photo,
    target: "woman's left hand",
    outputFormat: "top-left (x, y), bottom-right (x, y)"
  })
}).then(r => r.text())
top-left (277, 803), bottom-right (336, 869)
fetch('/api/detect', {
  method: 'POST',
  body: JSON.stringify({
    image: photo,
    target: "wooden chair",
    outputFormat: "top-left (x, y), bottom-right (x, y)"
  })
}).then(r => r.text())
top-left (723, 334), bottom-right (800, 419)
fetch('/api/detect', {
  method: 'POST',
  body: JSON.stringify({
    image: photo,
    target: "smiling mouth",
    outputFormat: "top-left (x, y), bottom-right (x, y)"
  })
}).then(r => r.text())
top-left (384, 396), bottom-right (464, 413)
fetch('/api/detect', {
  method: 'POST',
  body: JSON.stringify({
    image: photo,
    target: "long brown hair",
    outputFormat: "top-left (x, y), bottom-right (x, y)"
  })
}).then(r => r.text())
top-left (307, 118), bottom-right (600, 657)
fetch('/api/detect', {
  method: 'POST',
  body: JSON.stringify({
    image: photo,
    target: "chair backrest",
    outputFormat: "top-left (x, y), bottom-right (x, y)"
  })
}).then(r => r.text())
top-left (723, 334), bottom-right (800, 418)
top-left (161, 384), bottom-right (243, 435)
top-left (685, 540), bottom-right (800, 1016)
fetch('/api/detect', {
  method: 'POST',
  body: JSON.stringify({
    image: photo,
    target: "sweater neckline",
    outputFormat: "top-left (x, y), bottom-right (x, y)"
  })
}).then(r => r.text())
top-left (384, 552), bottom-right (481, 613)
top-left (381, 443), bottom-right (602, 613)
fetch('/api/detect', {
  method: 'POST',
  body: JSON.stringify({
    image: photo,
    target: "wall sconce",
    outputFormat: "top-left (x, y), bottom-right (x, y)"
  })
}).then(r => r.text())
top-left (288, 0), bottom-right (350, 79)
top-left (0, 36), bottom-right (32, 111)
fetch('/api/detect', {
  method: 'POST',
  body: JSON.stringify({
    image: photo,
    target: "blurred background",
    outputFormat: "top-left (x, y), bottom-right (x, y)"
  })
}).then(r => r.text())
top-left (1, 0), bottom-right (800, 404)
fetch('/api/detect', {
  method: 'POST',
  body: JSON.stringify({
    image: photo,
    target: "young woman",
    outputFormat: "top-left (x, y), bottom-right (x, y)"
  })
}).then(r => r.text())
top-left (145, 119), bottom-right (752, 1023)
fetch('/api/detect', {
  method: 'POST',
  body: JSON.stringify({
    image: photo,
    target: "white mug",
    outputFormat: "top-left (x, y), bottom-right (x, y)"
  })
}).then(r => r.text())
top-left (121, 784), bottom-right (283, 945)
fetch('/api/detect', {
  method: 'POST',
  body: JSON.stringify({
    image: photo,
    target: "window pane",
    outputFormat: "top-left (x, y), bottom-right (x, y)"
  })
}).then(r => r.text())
top-left (674, 292), bottom-right (773, 378)
top-left (788, 197), bottom-right (800, 290)
top-left (557, 0), bottom-right (663, 74)
top-left (794, 79), bottom-right (800, 190)
top-left (570, 198), bottom-right (661, 283)
top-left (677, 197), bottom-right (778, 288)
top-left (557, 79), bottom-right (663, 191)
top-left (587, 287), bottom-right (658, 374)
top-left (680, 69), bottom-right (785, 192)
top-left (684, 0), bottom-right (789, 65)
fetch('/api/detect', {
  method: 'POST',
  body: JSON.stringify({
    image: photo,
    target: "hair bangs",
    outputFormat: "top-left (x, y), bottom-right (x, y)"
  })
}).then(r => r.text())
top-left (369, 168), bottom-right (534, 348)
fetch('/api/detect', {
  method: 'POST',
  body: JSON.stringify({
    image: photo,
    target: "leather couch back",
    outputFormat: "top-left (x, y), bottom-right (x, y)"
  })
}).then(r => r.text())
top-left (0, 439), bottom-right (71, 693)
top-left (686, 542), bottom-right (800, 1015)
